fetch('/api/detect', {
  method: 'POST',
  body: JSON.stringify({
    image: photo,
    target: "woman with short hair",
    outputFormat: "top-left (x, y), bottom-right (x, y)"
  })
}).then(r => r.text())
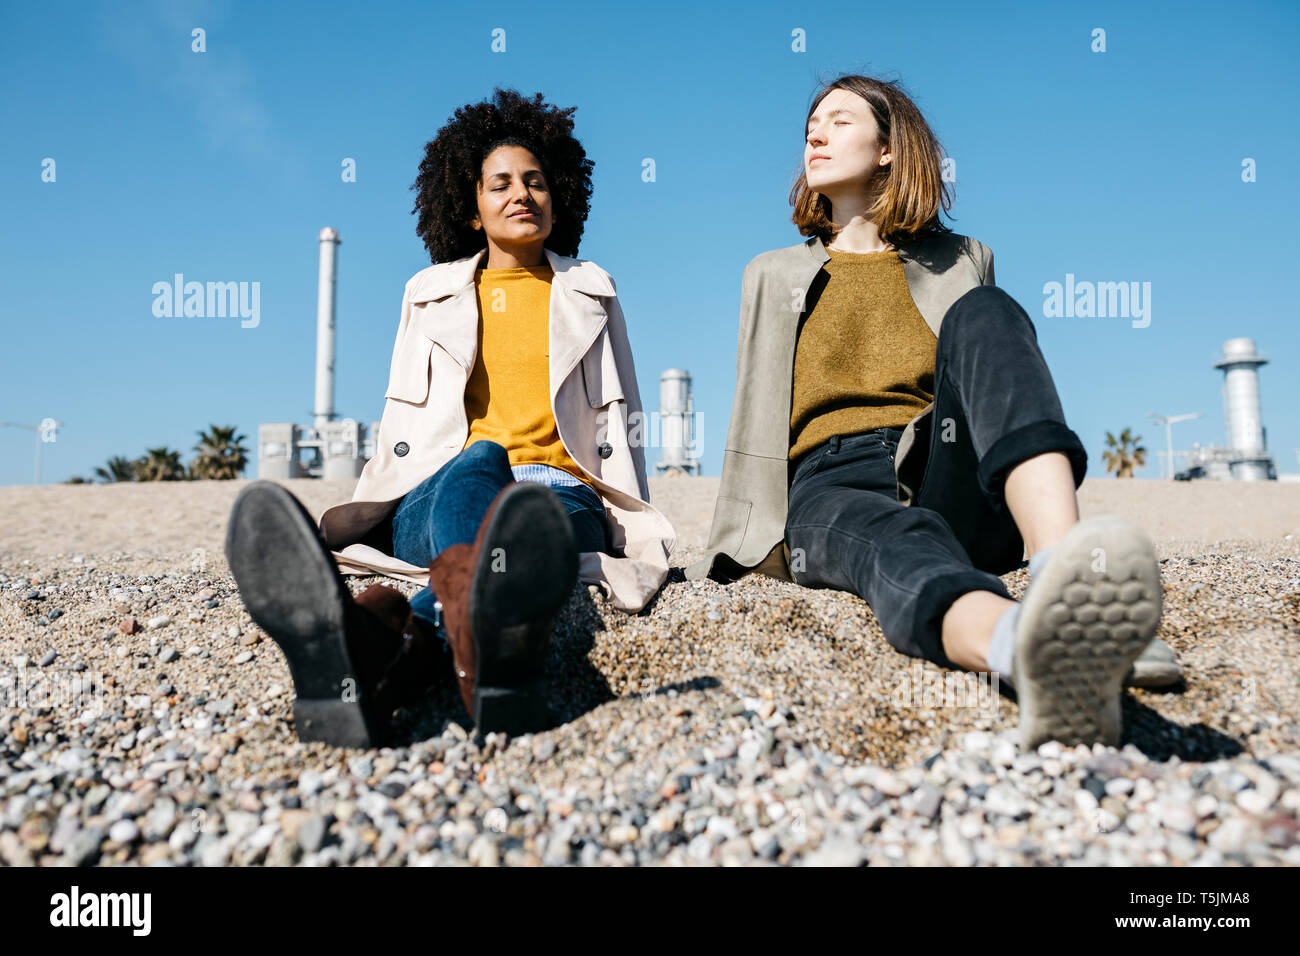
top-left (688, 73), bottom-right (1179, 749)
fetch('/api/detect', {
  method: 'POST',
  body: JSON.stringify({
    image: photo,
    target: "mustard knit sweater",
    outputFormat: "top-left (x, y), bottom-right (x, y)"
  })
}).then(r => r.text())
top-left (789, 248), bottom-right (937, 461)
top-left (463, 263), bottom-right (593, 487)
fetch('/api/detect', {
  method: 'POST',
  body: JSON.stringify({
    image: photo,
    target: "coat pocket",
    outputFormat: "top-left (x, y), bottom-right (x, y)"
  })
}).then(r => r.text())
top-left (708, 494), bottom-right (753, 556)
top-left (384, 336), bottom-right (435, 405)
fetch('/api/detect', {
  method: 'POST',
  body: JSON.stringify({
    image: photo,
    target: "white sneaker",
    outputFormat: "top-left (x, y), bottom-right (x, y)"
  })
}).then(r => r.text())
top-left (1125, 637), bottom-right (1183, 687)
top-left (1014, 514), bottom-right (1163, 750)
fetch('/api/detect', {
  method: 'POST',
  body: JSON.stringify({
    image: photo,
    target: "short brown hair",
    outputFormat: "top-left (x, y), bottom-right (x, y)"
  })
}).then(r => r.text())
top-left (790, 73), bottom-right (954, 245)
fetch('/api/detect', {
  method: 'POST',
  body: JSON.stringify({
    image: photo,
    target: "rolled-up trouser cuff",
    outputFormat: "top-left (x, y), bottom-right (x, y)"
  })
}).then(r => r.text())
top-left (977, 419), bottom-right (1088, 511)
top-left (908, 570), bottom-right (1013, 670)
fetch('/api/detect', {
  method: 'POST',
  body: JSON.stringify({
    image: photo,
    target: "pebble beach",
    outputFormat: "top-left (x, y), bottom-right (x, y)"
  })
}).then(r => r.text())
top-left (1, 475), bottom-right (1299, 866)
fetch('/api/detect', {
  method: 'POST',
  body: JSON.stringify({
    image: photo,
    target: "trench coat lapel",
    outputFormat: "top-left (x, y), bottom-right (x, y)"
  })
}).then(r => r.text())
top-left (403, 246), bottom-right (615, 389)
top-left (762, 238), bottom-right (831, 458)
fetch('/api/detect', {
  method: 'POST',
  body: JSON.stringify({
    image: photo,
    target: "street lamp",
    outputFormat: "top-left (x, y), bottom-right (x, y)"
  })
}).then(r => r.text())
top-left (1146, 411), bottom-right (1204, 479)
top-left (0, 418), bottom-right (63, 484)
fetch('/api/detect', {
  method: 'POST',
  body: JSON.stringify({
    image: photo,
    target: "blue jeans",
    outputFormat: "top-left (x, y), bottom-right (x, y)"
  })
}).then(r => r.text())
top-left (784, 285), bottom-right (1088, 669)
top-left (390, 441), bottom-right (610, 626)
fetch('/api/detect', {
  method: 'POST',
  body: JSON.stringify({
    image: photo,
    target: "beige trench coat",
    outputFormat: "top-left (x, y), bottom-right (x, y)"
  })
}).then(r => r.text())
top-left (685, 230), bottom-right (995, 583)
top-left (318, 246), bottom-right (675, 613)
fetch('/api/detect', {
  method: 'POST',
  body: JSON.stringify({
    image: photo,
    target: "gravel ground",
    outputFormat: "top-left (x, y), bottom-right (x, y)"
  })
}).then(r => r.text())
top-left (1, 476), bottom-right (1298, 866)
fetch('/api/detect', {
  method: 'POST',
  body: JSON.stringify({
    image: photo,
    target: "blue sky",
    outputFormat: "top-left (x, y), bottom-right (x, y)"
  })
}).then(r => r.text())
top-left (2, 0), bottom-right (1298, 485)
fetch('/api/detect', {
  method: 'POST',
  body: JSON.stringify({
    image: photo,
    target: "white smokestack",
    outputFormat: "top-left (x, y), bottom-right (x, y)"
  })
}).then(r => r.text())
top-left (1214, 337), bottom-right (1275, 481)
top-left (1215, 337), bottom-right (1267, 456)
top-left (656, 368), bottom-right (701, 476)
top-left (314, 227), bottom-right (340, 433)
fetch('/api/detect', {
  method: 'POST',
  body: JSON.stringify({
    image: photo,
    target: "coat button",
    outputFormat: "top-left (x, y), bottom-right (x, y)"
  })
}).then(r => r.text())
top-left (394, 441), bottom-right (409, 457)
top-left (597, 442), bottom-right (613, 459)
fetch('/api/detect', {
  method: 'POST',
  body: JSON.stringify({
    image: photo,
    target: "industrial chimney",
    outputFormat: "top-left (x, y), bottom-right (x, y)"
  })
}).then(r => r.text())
top-left (313, 227), bottom-right (340, 434)
top-left (1214, 337), bottom-right (1275, 481)
top-left (257, 227), bottom-right (379, 480)
top-left (656, 368), bottom-right (701, 476)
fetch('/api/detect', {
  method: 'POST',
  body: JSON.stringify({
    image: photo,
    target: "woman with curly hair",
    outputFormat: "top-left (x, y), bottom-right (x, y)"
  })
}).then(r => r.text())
top-left (687, 73), bottom-right (1180, 750)
top-left (225, 88), bottom-right (673, 747)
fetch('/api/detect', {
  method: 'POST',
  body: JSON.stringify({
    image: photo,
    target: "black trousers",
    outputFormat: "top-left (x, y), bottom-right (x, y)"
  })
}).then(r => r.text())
top-left (784, 284), bottom-right (1088, 669)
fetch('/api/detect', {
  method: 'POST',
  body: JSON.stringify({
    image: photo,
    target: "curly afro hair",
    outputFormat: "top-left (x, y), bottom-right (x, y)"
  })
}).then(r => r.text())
top-left (410, 88), bottom-right (595, 263)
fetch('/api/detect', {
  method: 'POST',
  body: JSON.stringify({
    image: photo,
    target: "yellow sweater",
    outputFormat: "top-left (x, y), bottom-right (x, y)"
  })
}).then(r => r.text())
top-left (463, 263), bottom-right (593, 487)
top-left (789, 248), bottom-right (937, 461)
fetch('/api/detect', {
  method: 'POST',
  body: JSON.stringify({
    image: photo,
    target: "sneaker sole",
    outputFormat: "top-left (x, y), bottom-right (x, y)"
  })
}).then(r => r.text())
top-left (224, 480), bottom-right (388, 748)
top-left (1124, 638), bottom-right (1183, 687)
top-left (467, 483), bottom-right (579, 735)
top-left (1126, 661), bottom-right (1183, 687)
top-left (1015, 514), bottom-right (1162, 750)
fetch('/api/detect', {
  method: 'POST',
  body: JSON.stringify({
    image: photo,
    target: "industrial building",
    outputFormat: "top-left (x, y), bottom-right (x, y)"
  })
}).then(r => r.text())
top-left (257, 228), bottom-right (379, 480)
top-left (655, 368), bottom-right (702, 476)
top-left (258, 228), bottom-right (379, 480)
top-left (1174, 337), bottom-right (1279, 481)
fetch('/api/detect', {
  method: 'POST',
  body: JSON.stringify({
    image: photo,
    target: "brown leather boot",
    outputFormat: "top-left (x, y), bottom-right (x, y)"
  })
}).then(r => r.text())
top-left (426, 542), bottom-right (477, 715)
top-left (426, 481), bottom-right (578, 735)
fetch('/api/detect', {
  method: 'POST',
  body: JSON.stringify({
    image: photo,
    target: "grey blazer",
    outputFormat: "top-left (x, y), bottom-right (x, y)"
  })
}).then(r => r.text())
top-left (685, 229), bottom-right (995, 583)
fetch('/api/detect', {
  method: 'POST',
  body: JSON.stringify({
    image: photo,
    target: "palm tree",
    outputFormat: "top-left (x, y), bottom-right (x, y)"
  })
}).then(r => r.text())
top-left (1102, 428), bottom-right (1147, 478)
top-left (94, 455), bottom-right (138, 483)
top-left (189, 424), bottom-right (249, 480)
top-left (63, 475), bottom-right (91, 484)
top-left (135, 447), bottom-right (186, 481)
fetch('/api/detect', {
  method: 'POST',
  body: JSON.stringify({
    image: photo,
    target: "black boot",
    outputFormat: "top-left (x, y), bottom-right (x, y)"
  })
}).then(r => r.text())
top-left (226, 480), bottom-right (413, 748)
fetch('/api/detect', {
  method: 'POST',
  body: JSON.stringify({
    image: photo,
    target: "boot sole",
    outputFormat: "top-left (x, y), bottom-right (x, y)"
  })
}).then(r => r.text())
top-left (467, 483), bottom-right (578, 735)
top-left (224, 480), bottom-right (389, 748)
top-left (1015, 514), bottom-right (1162, 750)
